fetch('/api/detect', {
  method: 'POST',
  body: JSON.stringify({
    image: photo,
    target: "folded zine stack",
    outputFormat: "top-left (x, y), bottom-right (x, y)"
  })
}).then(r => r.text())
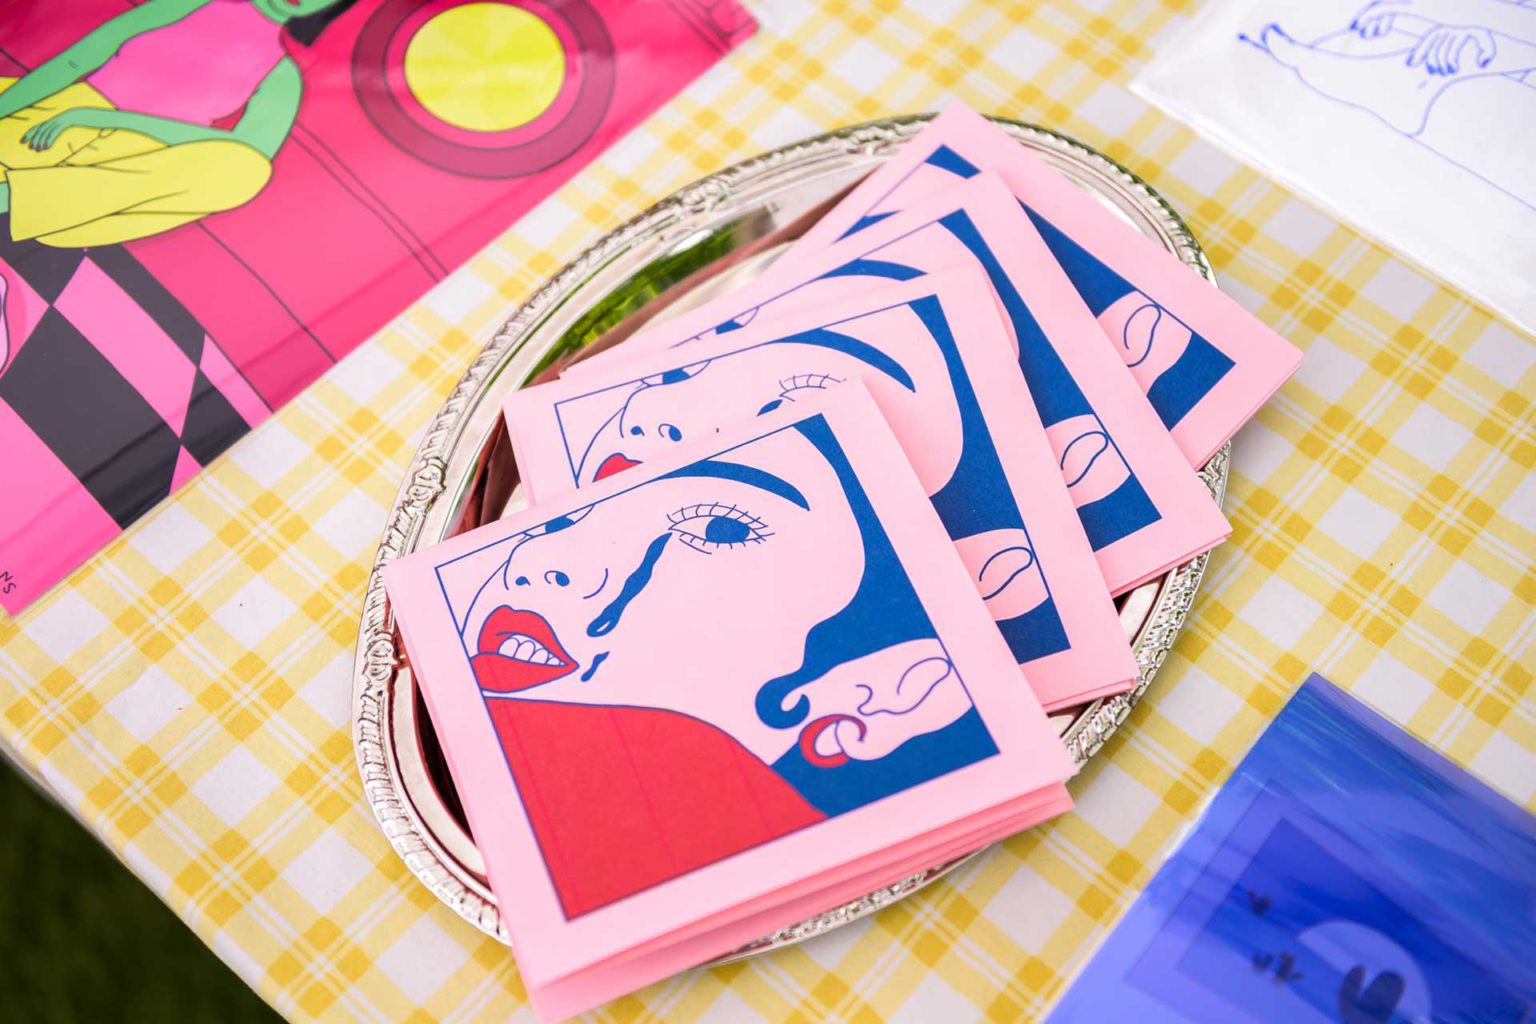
top-left (384, 104), bottom-right (1302, 1021)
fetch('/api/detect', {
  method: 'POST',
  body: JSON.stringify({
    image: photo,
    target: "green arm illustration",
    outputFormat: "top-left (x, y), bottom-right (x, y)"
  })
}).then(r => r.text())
top-left (4, 0), bottom-right (306, 159)
top-left (19, 58), bottom-right (303, 159)
top-left (0, 0), bottom-right (208, 119)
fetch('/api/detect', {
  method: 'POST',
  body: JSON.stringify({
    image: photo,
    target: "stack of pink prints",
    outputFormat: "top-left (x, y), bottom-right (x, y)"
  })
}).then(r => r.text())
top-left (384, 104), bottom-right (1302, 1021)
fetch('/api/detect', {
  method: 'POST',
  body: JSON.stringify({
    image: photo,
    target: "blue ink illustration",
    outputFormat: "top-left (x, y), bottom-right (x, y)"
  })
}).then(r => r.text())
top-left (1241, 0), bottom-right (1536, 211)
top-left (839, 143), bottom-right (1238, 437)
top-left (435, 416), bottom-right (998, 918)
top-left (1048, 676), bottom-right (1536, 1023)
top-left (552, 295), bottom-right (1073, 665)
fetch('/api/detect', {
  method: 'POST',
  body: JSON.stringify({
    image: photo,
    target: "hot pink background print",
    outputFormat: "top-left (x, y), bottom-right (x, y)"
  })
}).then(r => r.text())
top-left (0, 0), bottom-right (754, 614)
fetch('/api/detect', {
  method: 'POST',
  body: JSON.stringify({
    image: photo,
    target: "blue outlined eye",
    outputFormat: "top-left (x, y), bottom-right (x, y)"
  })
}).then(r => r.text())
top-left (757, 373), bottom-right (842, 417)
top-left (523, 504), bottom-right (594, 539)
top-left (660, 423), bottom-right (683, 442)
top-left (667, 503), bottom-right (772, 554)
top-left (781, 372), bottom-right (843, 402)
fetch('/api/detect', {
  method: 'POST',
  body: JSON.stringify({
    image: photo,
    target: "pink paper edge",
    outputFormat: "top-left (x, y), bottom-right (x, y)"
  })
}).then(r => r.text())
top-left (387, 385), bottom-right (1075, 994)
top-left (796, 102), bottom-right (1302, 467)
top-left (506, 270), bottom-right (1136, 708)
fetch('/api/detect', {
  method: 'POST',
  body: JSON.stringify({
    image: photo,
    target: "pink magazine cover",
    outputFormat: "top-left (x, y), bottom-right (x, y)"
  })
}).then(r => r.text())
top-left (790, 102), bottom-right (1302, 468)
top-left (506, 269), bottom-right (1138, 710)
top-left (384, 385), bottom-right (1075, 1020)
top-left (567, 174), bottom-right (1230, 594)
top-left (0, 0), bottom-right (755, 614)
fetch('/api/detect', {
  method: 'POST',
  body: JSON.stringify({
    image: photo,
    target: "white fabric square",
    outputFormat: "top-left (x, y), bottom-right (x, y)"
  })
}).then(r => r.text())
top-left (130, 502), bottom-right (213, 577)
top-left (754, 106), bottom-right (824, 149)
top-left (312, 489), bottom-right (387, 561)
top-left (1351, 652), bottom-right (1434, 726)
top-left (1427, 562), bottom-right (1505, 637)
top-left (800, 912), bottom-right (874, 971)
top-left (1155, 666), bottom-right (1244, 746)
top-left (24, 590), bottom-right (107, 664)
top-left (890, 974), bottom-right (977, 1024)
top-left (301, 652), bottom-right (358, 731)
top-left (509, 196), bottom-right (583, 251)
top-left (1073, 763), bottom-right (1159, 847)
top-left (1231, 418), bottom-right (1292, 484)
top-left (288, 829), bottom-right (373, 914)
top-left (1510, 474), bottom-right (1536, 534)
top-left (992, 26), bottom-right (1056, 78)
top-left (1469, 733), bottom-right (1536, 805)
top-left (331, 340), bottom-right (409, 408)
top-left (836, 38), bottom-right (899, 94)
top-left (376, 915), bottom-right (474, 1005)
top-left (1316, 487), bottom-right (1399, 560)
top-left (229, 421), bottom-right (312, 490)
top-left (1292, 336), bottom-right (1364, 403)
top-left (192, 745), bottom-right (281, 826)
top-left (105, 665), bottom-right (189, 744)
top-left (1167, 140), bottom-right (1239, 197)
top-left (1077, 84), bottom-right (1143, 138)
top-left (1394, 405), bottom-right (1472, 473)
top-left (1243, 578), bottom-right (1324, 650)
top-left (216, 576), bottom-right (297, 651)
top-left (988, 863), bottom-right (1074, 953)
top-left (1265, 197), bottom-right (1336, 254)
top-left (696, 989), bottom-right (767, 1024)
top-left (1360, 260), bottom-right (1439, 322)
top-left (420, 269), bottom-right (494, 324)
top-left (1464, 321), bottom-right (1535, 385)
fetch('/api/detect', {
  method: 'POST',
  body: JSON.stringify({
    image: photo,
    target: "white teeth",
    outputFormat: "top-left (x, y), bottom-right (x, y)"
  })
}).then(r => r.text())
top-left (498, 633), bottom-right (562, 666)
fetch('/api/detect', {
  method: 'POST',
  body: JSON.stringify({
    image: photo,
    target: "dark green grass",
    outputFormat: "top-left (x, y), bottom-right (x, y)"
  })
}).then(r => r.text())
top-left (0, 763), bottom-right (281, 1023)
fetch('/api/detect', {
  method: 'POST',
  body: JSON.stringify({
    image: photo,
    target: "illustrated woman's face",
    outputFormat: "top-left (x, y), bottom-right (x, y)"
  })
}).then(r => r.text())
top-left (577, 305), bottom-right (963, 493)
top-left (458, 425), bottom-right (976, 766)
top-left (459, 429), bottom-right (863, 763)
top-left (567, 303), bottom-right (1055, 629)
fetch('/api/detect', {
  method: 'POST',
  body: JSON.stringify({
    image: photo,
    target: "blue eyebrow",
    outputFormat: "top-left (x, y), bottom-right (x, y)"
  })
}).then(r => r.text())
top-left (765, 328), bottom-right (915, 392)
top-left (660, 459), bottom-right (809, 509)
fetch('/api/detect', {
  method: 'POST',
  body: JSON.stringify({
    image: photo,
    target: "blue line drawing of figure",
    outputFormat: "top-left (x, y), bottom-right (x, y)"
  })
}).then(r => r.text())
top-left (1242, 0), bottom-right (1536, 210)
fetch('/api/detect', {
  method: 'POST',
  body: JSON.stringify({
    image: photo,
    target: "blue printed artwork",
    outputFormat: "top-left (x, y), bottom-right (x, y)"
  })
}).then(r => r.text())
top-left (840, 143), bottom-right (1238, 436)
top-left (434, 413), bottom-right (999, 917)
top-left (1240, 3), bottom-right (1536, 212)
top-left (1049, 675), bottom-right (1536, 1024)
top-left (547, 294), bottom-right (1073, 665)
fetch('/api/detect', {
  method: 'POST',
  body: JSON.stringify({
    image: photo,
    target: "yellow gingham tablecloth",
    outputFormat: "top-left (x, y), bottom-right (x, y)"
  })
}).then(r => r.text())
top-left (2, 2), bottom-right (1533, 1020)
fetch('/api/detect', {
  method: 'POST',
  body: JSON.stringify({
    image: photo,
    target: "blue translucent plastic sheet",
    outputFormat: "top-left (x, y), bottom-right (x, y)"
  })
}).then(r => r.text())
top-left (1050, 674), bottom-right (1536, 1024)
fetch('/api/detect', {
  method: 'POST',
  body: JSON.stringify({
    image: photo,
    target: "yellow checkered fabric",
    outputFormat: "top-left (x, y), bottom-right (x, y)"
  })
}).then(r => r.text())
top-left (2, 1), bottom-right (1532, 1021)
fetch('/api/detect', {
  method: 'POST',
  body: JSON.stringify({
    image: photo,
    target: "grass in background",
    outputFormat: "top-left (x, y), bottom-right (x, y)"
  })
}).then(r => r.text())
top-left (0, 763), bottom-right (280, 1023)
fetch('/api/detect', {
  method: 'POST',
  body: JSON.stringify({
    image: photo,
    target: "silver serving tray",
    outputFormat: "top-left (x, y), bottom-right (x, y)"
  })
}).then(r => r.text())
top-left (352, 114), bottom-right (1230, 956)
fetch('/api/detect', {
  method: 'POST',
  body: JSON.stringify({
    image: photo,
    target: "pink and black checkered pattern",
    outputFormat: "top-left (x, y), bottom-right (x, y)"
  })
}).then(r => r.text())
top-left (0, 226), bottom-right (269, 585)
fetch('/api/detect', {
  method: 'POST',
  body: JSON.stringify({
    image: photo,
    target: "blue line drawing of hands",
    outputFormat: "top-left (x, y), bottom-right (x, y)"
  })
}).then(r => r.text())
top-left (1349, 1), bottom-right (1498, 74)
top-left (1238, 0), bottom-right (1536, 208)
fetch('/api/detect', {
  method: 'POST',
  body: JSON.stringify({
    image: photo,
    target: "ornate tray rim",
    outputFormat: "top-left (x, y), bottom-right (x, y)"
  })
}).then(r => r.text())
top-left (352, 113), bottom-right (1229, 952)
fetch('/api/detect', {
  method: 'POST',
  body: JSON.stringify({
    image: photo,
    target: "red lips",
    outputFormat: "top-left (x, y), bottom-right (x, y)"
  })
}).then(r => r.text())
top-left (472, 607), bottom-right (578, 692)
top-left (594, 452), bottom-right (641, 481)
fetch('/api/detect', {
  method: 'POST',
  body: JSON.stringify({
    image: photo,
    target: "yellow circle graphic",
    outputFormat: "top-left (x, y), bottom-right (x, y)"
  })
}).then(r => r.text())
top-left (403, 3), bottom-right (567, 133)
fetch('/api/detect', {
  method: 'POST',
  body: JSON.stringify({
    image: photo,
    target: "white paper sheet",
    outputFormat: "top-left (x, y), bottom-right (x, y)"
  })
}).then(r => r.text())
top-left (1133, 0), bottom-right (1536, 336)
